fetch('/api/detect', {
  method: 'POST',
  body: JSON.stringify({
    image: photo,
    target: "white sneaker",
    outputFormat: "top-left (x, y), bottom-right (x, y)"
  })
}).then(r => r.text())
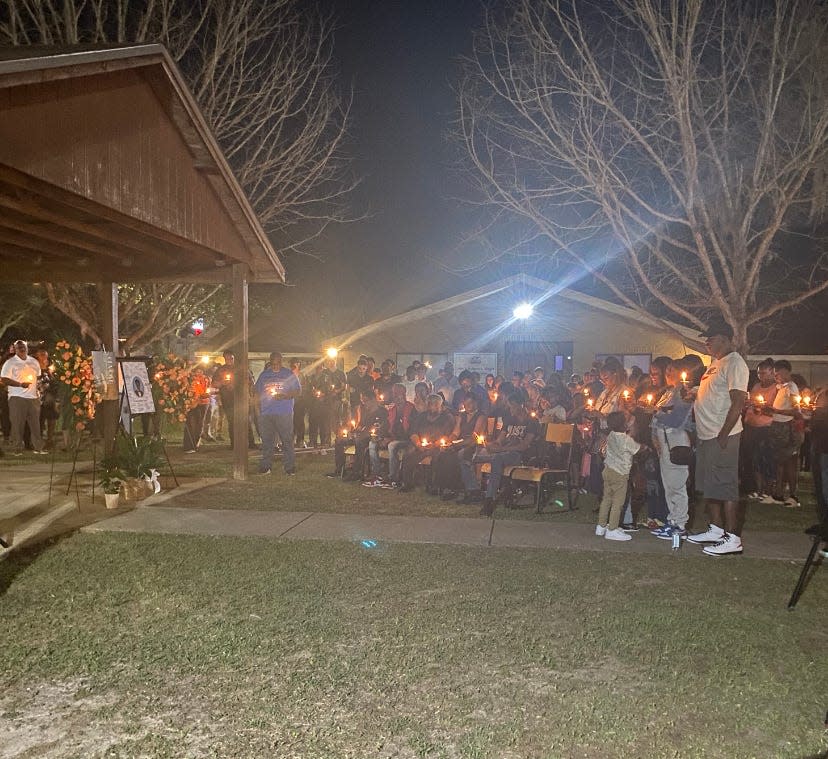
top-left (605, 528), bottom-right (632, 541)
top-left (759, 494), bottom-right (784, 505)
top-left (702, 533), bottom-right (743, 556)
top-left (595, 524), bottom-right (607, 537)
top-left (746, 491), bottom-right (762, 500)
top-left (686, 524), bottom-right (725, 544)
top-left (784, 497), bottom-right (801, 508)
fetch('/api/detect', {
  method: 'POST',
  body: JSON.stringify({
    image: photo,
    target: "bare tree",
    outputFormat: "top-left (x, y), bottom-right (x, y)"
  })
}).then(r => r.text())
top-left (43, 282), bottom-right (226, 353)
top-left (1, 0), bottom-right (355, 348)
top-left (457, 0), bottom-right (828, 351)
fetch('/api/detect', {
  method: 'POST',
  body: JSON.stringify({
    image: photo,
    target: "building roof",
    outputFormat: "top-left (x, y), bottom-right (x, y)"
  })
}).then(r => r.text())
top-left (328, 273), bottom-right (703, 350)
top-left (0, 44), bottom-right (284, 283)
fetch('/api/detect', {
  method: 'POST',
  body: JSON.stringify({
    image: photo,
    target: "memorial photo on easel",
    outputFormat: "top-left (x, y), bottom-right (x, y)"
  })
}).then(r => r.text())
top-left (120, 360), bottom-right (156, 416)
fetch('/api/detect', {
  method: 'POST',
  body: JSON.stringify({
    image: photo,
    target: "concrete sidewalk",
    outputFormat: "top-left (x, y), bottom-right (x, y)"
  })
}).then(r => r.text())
top-left (83, 505), bottom-right (816, 561)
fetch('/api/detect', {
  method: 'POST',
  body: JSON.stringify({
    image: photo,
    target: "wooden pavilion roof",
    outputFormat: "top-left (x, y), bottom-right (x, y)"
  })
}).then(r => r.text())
top-left (0, 45), bottom-right (284, 284)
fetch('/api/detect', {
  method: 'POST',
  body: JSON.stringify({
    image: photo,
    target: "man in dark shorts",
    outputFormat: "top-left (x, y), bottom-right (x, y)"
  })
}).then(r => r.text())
top-left (686, 321), bottom-right (749, 556)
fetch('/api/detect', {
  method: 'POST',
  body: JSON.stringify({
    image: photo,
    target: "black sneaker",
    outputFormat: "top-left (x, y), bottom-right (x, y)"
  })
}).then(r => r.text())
top-left (621, 523), bottom-right (639, 532)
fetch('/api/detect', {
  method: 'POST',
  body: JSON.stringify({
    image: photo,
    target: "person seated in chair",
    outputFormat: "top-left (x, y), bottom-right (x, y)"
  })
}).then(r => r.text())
top-left (399, 394), bottom-right (456, 492)
top-left (327, 389), bottom-right (388, 480)
top-left (474, 392), bottom-right (540, 516)
top-left (365, 383), bottom-right (415, 487)
top-left (429, 391), bottom-right (488, 501)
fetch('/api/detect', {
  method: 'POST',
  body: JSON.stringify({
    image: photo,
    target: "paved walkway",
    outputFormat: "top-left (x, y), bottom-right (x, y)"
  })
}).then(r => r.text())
top-left (83, 505), bottom-right (816, 561)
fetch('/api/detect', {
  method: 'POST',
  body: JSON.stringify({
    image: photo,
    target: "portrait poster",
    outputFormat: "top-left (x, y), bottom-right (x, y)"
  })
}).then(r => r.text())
top-left (119, 360), bottom-right (156, 415)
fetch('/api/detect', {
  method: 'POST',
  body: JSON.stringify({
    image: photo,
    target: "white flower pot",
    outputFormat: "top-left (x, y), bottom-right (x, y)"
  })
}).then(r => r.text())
top-left (104, 492), bottom-right (121, 510)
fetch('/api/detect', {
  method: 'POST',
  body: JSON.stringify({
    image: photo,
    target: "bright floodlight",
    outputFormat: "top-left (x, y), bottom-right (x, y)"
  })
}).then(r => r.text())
top-left (513, 302), bottom-right (533, 320)
top-left (200, 355), bottom-right (211, 364)
top-left (325, 347), bottom-right (339, 359)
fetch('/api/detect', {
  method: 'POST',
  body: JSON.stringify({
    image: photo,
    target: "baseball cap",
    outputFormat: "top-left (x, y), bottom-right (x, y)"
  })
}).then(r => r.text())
top-left (698, 320), bottom-right (734, 339)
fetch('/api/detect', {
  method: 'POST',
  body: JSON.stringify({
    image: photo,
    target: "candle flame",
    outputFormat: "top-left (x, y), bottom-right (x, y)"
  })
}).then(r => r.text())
top-left (475, 434), bottom-right (485, 445)
top-left (439, 438), bottom-right (447, 447)
top-left (680, 371), bottom-right (688, 382)
top-left (587, 399), bottom-right (594, 408)
top-left (803, 395), bottom-right (811, 406)
top-left (421, 438), bottom-right (428, 447)
top-left (756, 394), bottom-right (765, 404)
top-left (645, 394), bottom-right (654, 404)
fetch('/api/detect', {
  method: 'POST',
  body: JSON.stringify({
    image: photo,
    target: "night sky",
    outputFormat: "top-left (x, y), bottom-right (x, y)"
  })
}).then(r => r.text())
top-left (265, 0), bottom-right (827, 355)
top-left (269, 0), bottom-right (492, 333)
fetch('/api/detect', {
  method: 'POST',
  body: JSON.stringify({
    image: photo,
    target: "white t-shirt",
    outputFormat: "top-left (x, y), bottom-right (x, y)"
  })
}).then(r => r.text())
top-left (604, 431), bottom-right (640, 476)
top-left (1, 355), bottom-right (41, 400)
top-left (401, 379), bottom-right (419, 402)
top-left (771, 380), bottom-right (799, 423)
top-left (694, 352), bottom-right (749, 440)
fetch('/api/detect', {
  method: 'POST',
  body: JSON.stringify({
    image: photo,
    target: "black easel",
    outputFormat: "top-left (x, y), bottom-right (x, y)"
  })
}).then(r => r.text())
top-left (787, 520), bottom-right (827, 610)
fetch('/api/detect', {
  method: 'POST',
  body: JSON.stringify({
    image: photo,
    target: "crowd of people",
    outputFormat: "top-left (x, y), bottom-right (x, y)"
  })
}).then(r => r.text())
top-left (3, 332), bottom-right (826, 557)
top-left (249, 324), bottom-right (825, 557)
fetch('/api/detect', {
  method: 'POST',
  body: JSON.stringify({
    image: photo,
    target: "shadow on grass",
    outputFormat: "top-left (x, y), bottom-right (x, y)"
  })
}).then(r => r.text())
top-left (0, 531), bottom-right (79, 598)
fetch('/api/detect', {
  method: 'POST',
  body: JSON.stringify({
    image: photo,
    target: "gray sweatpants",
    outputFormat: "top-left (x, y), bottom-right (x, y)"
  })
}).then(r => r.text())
top-left (9, 396), bottom-right (43, 452)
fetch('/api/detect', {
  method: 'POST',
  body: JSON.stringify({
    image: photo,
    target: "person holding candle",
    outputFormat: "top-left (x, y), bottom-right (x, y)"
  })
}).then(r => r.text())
top-left (761, 360), bottom-right (801, 507)
top-left (398, 394), bottom-right (455, 493)
top-left (254, 351), bottom-right (301, 476)
top-left (0, 340), bottom-right (46, 456)
top-left (326, 389), bottom-right (387, 480)
top-left (650, 358), bottom-right (695, 541)
top-left (365, 383), bottom-right (415, 488)
top-left (686, 321), bottom-right (749, 556)
top-left (429, 392), bottom-right (488, 500)
top-left (476, 392), bottom-right (540, 516)
top-left (211, 350), bottom-right (255, 450)
top-left (742, 358), bottom-right (778, 501)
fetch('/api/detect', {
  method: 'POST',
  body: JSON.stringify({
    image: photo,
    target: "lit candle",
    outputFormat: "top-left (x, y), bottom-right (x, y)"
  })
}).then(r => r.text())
top-left (794, 395), bottom-right (801, 406)
top-left (680, 371), bottom-right (688, 384)
top-left (645, 393), bottom-right (654, 405)
top-left (802, 395), bottom-right (811, 407)
top-left (439, 438), bottom-right (447, 448)
top-left (475, 434), bottom-right (486, 445)
top-left (530, 410), bottom-right (537, 418)
top-left (493, 392), bottom-right (498, 401)
top-left (583, 388), bottom-right (590, 396)
top-left (350, 419), bottom-right (357, 428)
top-left (21, 372), bottom-right (36, 384)
top-left (587, 399), bottom-right (594, 409)
top-left (421, 437), bottom-right (429, 447)
top-left (341, 428), bottom-right (349, 438)
top-left (270, 388), bottom-right (278, 397)
top-left (315, 390), bottom-right (322, 398)
top-left (225, 373), bottom-right (231, 382)
top-left (622, 390), bottom-right (630, 401)
top-left (378, 394), bottom-right (384, 401)
top-left (756, 394), bottom-right (765, 405)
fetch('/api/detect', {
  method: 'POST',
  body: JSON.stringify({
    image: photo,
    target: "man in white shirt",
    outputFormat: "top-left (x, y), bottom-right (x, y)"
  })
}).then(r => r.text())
top-left (0, 340), bottom-right (47, 456)
top-left (687, 321), bottom-right (749, 555)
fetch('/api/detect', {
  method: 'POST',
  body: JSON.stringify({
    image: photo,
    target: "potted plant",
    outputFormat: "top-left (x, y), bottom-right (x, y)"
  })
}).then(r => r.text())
top-left (100, 466), bottom-right (124, 509)
top-left (102, 435), bottom-right (164, 504)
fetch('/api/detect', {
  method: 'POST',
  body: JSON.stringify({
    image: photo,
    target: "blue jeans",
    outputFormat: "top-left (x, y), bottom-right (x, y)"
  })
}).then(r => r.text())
top-left (477, 449), bottom-right (522, 499)
top-left (259, 413), bottom-right (295, 473)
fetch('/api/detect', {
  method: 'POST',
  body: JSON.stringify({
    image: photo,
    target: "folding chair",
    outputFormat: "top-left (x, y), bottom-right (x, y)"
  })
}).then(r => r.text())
top-left (503, 423), bottom-right (579, 512)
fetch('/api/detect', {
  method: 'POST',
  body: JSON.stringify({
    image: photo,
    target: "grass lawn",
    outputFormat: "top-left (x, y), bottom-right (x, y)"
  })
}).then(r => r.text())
top-left (0, 533), bottom-right (825, 758)
top-left (161, 448), bottom-right (819, 534)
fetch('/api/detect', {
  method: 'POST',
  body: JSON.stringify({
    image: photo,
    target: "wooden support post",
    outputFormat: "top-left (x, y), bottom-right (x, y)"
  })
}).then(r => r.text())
top-left (98, 282), bottom-right (119, 453)
top-left (232, 264), bottom-right (250, 481)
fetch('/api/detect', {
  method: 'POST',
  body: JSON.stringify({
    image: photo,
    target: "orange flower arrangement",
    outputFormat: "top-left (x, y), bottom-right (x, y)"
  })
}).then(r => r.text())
top-left (52, 340), bottom-right (100, 433)
top-left (152, 353), bottom-right (199, 423)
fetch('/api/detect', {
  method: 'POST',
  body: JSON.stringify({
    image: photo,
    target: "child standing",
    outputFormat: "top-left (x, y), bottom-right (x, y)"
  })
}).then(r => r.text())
top-left (597, 411), bottom-right (641, 541)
